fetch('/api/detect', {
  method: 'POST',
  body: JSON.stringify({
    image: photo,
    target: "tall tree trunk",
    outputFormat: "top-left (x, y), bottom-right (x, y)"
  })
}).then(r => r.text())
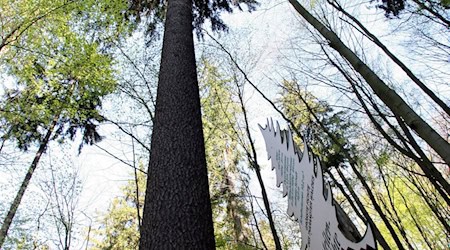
top-left (139, 0), bottom-right (215, 248)
top-left (327, 170), bottom-right (391, 249)
top-left (131, 138), bottom-right (142, 231)
top-left (222, 146), bottom-right (248, 245)
top-left (289, 0), bottom-right (450, 166)
top-left (327, 0), bottom-right (450, 117)
top-left (324, 51), bottom-right (450, 203)
top-left (0, 118), bottom-right (57, 248)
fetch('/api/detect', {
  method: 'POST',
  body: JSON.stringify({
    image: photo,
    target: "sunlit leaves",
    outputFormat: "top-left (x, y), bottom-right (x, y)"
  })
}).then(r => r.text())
top-left (91, 166), bottom-right (146, 250)
top-left (374, 171), bottom-right (448, 249)
top-left (0, 0), bottom-right (124, 151)
top-left (199, 58), bottom-right (253, 249)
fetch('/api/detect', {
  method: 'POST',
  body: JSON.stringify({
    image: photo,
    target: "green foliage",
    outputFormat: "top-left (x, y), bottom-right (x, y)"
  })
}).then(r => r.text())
top-left (0, 0), bottom-right (136, 53)
top-left (0, 0), bottom-right (131, 151)
top-left (1, 38), bottom-right (116, 150)
top-left (199, 58), bottom-right (253, 249)
top-left (363, 146), bottom-right (449, 249)
top-left (279, 80), bottom-right (356, 170)
top-left (91, 165), bottom-right (146, 250)
top-left (374, 173), bottom-right (448, 249)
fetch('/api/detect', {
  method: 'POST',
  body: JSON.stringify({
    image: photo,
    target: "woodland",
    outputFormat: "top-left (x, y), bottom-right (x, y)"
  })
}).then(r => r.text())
top-left (0, 0), bottom-right (449, 249)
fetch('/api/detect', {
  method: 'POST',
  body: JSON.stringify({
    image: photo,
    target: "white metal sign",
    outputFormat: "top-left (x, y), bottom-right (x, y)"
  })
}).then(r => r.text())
top-left (259, 119), bottom-right (376, 250)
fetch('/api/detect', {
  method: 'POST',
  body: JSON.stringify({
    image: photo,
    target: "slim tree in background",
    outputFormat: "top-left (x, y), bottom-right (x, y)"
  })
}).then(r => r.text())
top-left (0, 42), bottom-right (116, 248)
top-left (288, 0), bottom-right (450, 172)
top-left (0, 0), bottom-right (143, 246)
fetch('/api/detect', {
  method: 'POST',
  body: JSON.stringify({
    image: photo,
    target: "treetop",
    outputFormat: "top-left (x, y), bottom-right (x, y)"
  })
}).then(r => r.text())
top-left (128, 0), bottom-right (259, 34)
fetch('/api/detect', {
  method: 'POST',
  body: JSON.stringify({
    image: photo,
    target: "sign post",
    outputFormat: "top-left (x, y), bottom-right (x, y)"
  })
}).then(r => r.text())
top-left (259, 119), bottom-right (376, 250)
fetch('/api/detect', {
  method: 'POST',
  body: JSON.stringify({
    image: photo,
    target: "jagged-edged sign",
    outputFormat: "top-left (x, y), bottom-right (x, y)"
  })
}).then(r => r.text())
top-left (259, 119), bottom-right (376, 250)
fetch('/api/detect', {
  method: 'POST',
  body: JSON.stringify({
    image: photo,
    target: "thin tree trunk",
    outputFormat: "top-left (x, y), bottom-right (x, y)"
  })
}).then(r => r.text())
top-left (408, 172), bottom-right (450, 233)
top-left (207, 31), bottom-right (386, 247)
top-left (376, 164), bottom-right (415, 250)
top-left (394, 113), bottom-right (450, 201)
top-left (327, 171), bottom-right (365, 223)
top-left (294, 88), bottom-right (405, 249)
top-left (246, 184), bottom-right (269, 250)
top-left (331, 168), bottom-right (391, 250)
top-left (139, 0), bottom-right (215, 248)
top-left (411, 0), bottom-right (450, 27)
top-left (235, 78), bottom-right (282, 250)
top-left (0, 118), bottom-right (57, 248)
top-left (289, 0), bottom-right (450, 166)
top-left (338, 140), bottom-right (406, 249)
top-left (131, 137), bottom-right (142, 231)
top-left (326, 53), bottom-right (450, 203)
top-left (222, 146), bottom-right (248, 245)
top-left (225, 171), bottom-right (247, 245)
top-left (327, 169), bottom-right (392, 249)
top-left (397, 188), bottom-right (434, 250)
top-left (210, 33), bottom-right (376, 246)
top-left (328, 0), bottom-right (450, 117)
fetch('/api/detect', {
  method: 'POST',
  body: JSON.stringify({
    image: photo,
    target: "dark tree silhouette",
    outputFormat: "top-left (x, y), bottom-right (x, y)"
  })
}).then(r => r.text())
top-left (372, 0), bottom-right (406, 16)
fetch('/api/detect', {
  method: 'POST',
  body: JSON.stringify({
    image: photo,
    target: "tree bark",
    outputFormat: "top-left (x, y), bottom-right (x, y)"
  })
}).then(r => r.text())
top-left (289, 0), bottom-right (450, 166)
top-left (0, 118), bottom-right (57, 248)
top-left (139, 0), bottom-right (215, 248)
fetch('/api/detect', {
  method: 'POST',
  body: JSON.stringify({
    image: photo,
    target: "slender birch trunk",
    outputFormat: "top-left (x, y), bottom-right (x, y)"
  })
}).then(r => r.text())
top-left (327, 0), bottom-right (450, 117)
top-left (289, 0), bottom-right (450, 166)
top-left (0, 118), bottom-right (57, 248)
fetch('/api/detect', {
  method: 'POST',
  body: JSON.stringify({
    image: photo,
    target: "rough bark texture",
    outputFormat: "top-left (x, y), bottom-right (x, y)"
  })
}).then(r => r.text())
top-left (139, 0), bottom-right (215, 248)
top-left (289, 0), bottom-right (450, 166)
top-left (0, 119), bottom-right (56, 248)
